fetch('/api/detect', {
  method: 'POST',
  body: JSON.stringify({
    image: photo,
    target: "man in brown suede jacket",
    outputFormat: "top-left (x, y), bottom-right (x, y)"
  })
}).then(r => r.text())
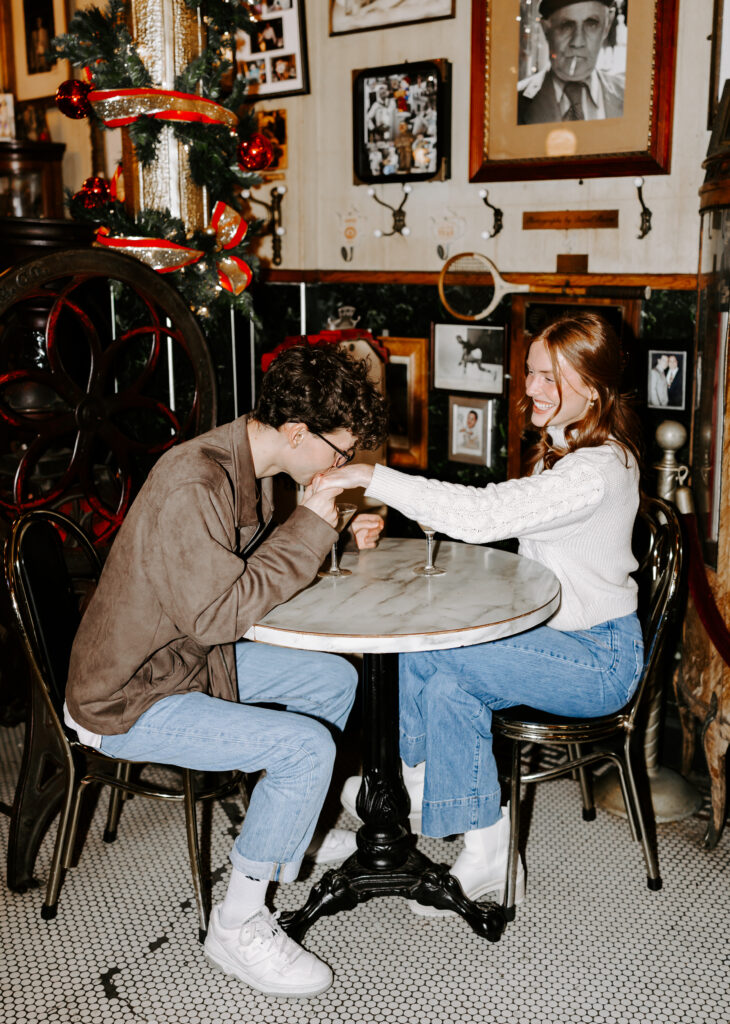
top-left (65, 344), bottom-right (387, 998)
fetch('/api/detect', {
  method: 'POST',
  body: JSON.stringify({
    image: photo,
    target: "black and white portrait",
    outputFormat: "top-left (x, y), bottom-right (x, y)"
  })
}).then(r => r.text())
top-left (517, 0), bottom-right (627, 126)
top-left (433, 324), bottom-right (505, 395)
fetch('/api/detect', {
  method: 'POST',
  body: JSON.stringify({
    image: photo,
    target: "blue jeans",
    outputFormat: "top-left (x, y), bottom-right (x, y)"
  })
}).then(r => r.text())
top-left (399, 614), bottom-right (644, 838)
top-left (99, 641), bottom-right (357, 882)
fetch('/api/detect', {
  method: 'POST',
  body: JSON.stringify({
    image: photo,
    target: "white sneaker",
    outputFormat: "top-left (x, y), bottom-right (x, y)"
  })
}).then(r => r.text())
top-left (304, 827), bottom-right (357, 865)
top-left (340, 761), bottom-right (425, 833)
top-left (204, 905), bottom-right (333, 997)
top-left (410, 806), bottom-right (526, 918)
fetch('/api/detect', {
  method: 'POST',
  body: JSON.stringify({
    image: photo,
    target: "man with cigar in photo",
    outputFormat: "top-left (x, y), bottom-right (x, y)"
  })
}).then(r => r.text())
top-left (518, 0), bottom-right (625, 126)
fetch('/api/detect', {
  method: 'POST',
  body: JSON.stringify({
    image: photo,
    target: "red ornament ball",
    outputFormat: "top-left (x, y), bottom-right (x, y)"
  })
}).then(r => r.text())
top-left (73, 176), bottom-right (113, 213)
top-left (237, 132), bottom-right (274, 172)
top-left (55, 79), bottom-right (93, 119)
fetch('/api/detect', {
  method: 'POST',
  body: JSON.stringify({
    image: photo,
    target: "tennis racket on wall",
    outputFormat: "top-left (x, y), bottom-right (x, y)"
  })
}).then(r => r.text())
top-left (437, 252), bottom-right (651, 322)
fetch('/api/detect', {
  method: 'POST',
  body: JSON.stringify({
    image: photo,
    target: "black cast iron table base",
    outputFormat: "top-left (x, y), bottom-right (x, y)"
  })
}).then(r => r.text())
top-left (280, 653), bottom-right (506, 943)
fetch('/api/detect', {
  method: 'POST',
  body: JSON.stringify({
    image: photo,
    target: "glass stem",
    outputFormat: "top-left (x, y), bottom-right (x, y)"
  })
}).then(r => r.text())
top-left (330, 540), bottom-right (339, 572)
top-left (425, 534), bottom-right (434, 570)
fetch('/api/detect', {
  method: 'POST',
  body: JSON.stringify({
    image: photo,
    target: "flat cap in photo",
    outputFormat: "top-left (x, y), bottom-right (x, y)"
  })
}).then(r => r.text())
top-left (539, 0), bottom-right (615, 18)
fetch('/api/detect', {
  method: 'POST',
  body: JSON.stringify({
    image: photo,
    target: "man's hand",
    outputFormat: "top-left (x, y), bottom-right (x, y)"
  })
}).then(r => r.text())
top-left (350, 513), bottom-right (384, 550)
top-left (300, 479), bottom-right (343, 528)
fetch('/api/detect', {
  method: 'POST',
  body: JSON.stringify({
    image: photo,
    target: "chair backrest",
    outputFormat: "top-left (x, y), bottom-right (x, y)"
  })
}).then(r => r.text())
top-left (627, 495), bottom-right (683, 722)
top-left (4, 510), bottom-right (102, 724)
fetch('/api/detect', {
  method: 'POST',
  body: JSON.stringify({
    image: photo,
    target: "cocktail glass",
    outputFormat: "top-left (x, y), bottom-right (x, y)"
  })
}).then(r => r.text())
top-left (318, 503), bottom-right (358, 578)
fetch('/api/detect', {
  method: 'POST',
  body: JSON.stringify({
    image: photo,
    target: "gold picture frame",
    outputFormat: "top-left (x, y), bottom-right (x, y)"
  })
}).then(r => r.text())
top-left (383, 335), bottom-right (429, 470)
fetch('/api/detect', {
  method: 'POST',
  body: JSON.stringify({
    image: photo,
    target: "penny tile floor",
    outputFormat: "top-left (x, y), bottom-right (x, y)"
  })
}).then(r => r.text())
top-left (1, 723), bottom-right (728, 1024)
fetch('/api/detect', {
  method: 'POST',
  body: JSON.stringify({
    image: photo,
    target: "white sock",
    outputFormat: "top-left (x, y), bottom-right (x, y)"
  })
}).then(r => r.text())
top-left (218, 869), bottom-right (269, 930)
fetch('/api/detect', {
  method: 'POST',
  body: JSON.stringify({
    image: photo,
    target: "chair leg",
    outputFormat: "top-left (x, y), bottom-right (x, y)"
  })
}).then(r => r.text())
top-left (42, 775), bottom-right (80, 920)
top-left (104, 762), bottom-right (131, 842)
top-left (568, 743), bottom-right (596, 821)
top-left (503, 740), bottom-right (523, 922)
top-left (238, 774), bottom-right (251, 815)
top-left (621, 745), bottom-right (662, 890)
top-left (183, 770), bottom-right (208, 942)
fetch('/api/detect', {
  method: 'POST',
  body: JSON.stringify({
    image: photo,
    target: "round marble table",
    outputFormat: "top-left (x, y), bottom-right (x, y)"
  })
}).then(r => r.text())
top-left (246, 538), bottom-right (560, 942)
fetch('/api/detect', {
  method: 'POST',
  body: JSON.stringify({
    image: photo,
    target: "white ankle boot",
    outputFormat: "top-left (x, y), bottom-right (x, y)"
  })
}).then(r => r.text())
top-left (411, 806), bottom-right (525, 917)
top-left (340, 760), bottom-right (425, 834)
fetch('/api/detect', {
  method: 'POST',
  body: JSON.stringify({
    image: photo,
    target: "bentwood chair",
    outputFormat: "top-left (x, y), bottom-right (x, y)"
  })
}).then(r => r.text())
top-left (4, 509), bottom-right (245, 940)
top-left (492, 496), bottom-right (682, 920)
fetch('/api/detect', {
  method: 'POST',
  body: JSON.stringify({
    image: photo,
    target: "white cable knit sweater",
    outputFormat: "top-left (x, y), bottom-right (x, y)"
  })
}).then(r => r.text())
top-left (365, 430), bottom-right (640, 631)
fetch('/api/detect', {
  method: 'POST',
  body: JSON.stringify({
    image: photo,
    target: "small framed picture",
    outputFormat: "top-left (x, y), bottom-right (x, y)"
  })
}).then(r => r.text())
top-left (647, 349), bottom-right (687, 411)
top-left (432, 323), bottom-right (506, 395)
top-left (448, 396), bottom-right (494, 466)
top-left (256, 108), bottom-right (288, 171)
top-left (233, 0), bottom-right (309, 98)
top-left (352, 59), bottom-right (451, 185)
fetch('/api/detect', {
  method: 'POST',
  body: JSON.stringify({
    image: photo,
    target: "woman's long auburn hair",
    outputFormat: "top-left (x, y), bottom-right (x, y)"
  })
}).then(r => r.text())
top-left (519, 312), bottom-right (642, 475)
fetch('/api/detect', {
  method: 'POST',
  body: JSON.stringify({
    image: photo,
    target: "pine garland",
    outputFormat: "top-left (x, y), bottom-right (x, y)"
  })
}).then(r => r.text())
top-left (53, 0), bottom-right (264, 326)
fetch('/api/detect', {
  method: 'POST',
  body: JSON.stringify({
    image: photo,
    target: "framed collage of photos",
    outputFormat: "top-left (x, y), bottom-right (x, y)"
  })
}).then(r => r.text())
top-left (352, 59), bottom-right (451, 185)
top-left (234, 0), bottom-right (309, 99)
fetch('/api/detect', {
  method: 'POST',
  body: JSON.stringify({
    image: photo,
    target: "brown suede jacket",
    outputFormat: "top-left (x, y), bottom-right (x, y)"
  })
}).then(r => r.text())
top-left (66, 415), bottom-right (337, 735)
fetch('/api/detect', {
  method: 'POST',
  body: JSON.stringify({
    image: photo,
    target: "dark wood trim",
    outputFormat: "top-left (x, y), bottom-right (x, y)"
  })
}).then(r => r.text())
top-left (0, 1), bottom-right (15, 96)
top-left (259, 268), bottom-right (697, 291)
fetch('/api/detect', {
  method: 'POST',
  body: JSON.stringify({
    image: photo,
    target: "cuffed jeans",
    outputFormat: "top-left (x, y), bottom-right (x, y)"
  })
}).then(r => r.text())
top-left (99, 641), bottom-right (358, 882)
top-left (399, 613), bottom-right (644, 838)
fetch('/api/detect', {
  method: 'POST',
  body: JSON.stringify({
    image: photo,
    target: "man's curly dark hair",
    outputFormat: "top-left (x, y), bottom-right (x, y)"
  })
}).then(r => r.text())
top-left (254, 343), bottom-right (389, 451)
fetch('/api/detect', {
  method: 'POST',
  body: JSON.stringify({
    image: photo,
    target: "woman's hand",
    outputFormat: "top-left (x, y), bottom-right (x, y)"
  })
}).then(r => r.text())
top-left (300, 480), bottom-right (343, 528)
top-left (350, 513), bottom-right (384, 549)
top-left (320, 463), bottom-right (375, 491)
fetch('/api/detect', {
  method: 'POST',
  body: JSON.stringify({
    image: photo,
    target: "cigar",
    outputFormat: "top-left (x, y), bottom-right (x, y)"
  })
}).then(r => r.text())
top-left (569, 56), bottom-right (578, 75)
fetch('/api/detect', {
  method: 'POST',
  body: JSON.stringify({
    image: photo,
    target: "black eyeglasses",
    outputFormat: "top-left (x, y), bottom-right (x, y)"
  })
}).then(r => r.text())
top-left (312, 432), bottom-right (356, 467)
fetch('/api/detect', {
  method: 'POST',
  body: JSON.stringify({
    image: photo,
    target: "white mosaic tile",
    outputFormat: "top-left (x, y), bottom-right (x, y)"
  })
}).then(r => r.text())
top-left (1, 722), bottom-right (729, 1024)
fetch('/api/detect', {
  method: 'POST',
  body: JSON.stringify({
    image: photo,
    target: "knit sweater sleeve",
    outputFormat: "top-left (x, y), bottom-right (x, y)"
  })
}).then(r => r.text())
top-left (364, 454), bottom-right (606, 544)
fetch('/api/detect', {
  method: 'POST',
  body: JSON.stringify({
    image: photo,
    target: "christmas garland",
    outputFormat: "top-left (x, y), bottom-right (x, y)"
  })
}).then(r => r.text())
top-left (52, 0), bottom-right (272, 325)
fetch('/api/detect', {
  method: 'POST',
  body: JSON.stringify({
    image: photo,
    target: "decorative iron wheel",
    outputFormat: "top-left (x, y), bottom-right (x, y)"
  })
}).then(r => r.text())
top-left (0, 248), bottom-right (216, 545)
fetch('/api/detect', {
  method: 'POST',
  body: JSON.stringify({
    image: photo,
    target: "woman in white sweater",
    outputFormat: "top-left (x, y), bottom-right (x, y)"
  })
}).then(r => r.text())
top-left (321, 313), bottom-right (644, 911)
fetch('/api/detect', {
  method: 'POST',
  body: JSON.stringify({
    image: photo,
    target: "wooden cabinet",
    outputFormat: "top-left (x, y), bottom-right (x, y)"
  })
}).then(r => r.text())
top-left (673, 90), bottom-right (730, 848)
top-left (0, 139), bottom-right (66, 219)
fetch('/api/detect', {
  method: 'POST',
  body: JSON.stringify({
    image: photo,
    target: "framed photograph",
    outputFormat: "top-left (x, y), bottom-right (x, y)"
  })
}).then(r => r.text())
top-left (0, 93), bottom-right (15, 138)
top-left (383, 335), bottom-right (429, 469)
top-left (647, 349), bottom-right (686, 411)
top-left (330, 0), bottom-right (455, 37)
top-left (469, 0), bottom-right (679, 182)
top-left (6, 0), bottom-right (69, 102)
top-left (233, 0), bottom-right (309, 99)
top-left (256, 108), bottom-right (288, 172)
top-left (352, 59), bottom-right (451, 185)
top-left (448, 396), bottom-right (494, 467)
top-left (431, 323), bottom-right (506, 396)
